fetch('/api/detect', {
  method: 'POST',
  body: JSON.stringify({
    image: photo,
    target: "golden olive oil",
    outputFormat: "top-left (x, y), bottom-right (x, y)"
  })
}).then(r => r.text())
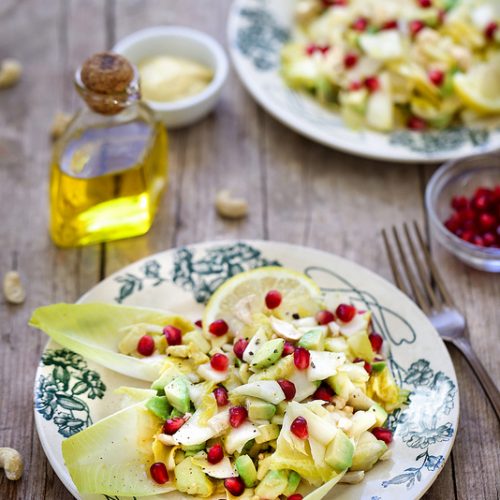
top-left (50, 120), bottom-right (167, 247)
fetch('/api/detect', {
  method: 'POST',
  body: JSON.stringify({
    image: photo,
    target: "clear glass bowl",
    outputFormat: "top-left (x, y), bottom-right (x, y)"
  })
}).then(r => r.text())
top-left (425, 152), bottom-right (500, 272)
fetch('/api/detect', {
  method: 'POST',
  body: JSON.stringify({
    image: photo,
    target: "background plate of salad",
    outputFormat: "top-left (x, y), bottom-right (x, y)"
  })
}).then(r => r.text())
top-left (33, 240), bottom-right (459, 499)
top-left (227, 0), bottom-right (500, 163)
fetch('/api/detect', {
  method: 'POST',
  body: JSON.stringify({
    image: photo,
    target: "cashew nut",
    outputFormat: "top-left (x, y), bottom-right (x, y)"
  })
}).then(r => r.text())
top-left (0, 59), bottom-right (22, 89)
top-left (3, 270), bottom-right (26, 304)
top-left (0, 447), bottom-right (23, 480)
top-left (50, 112), bottom-right (72, 141)
top-left (215, 190), bottom-right (249, 219)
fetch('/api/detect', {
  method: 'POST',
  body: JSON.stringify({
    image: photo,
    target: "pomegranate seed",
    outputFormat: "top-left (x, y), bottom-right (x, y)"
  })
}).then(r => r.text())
top-left (150, 462), bottom-right (169, 484)
top-left (451, 195), bottom-right (468, 211)
top-left (428, 69), bottom-right (444, 86)
top-left (381, 19), bottom-right (398, 30)
top-left (437, 9), bottom-right (446, 24)
top-left (372, 427), bottom-right (393, 444)
top-left (323, 0), bottom-right (348, 6)
top-left (291, 416), bottom-right (309, 439)
top-left (349, 81), bottom-right (363, 91)
top-left (461, 230), bottom-right (475, 243)
top-left (306, 43), bottom-right (318, 56)
top-left (445, 216), bottom-right (460, 233)
top-left (207, 443), bottom-right (224, 464)
top-left (233, 338), bottom-right (249, 360)
top-left (163, 325), bottom-right (182, 346)
top-left (407, 116), bottom-right (427, 130)
top-left (137, 335), bottom-right (155, 356)
top-left (479, 213), bottom-right (496, 231)
top-left (163, 417), bottom-right (185, 435)
top-left (352, 17), bottom-right (368, 31)
top-left (364, 76), bottom-right (380, 93)
top-left (229, 406), bottom-right (248, 428)
top-left (369, 332), bottom-right (383, 353)
top-left (316, 310), bottom-right (335, 325)
top-left (344, 53), bottom-right (358, 69)
top-left (288, 495), bottom-right (303, 500)
top-left (224, 477), bottom-right (246, 496)
top-left (318, 45), bottom-right (330, 54)
top-left (473, 235), bottom-right (485, 247)
top-left (282, 341), bottom-right (296, 356)
top-left (195, 319), bottom-right (203, 328)
top-left (409, 20), bottom-right (426, 37)
top-left (485, 22), bottom-right (498, 40)
top-left (214, 386), bottom-right (229, 407)
top-left (473, 194), bottom-right (491, 212)
top-left (313, 383), bottom-right (335, 401)
top-left (418, 0), bottom-right (432, 8)
top-left (483, 232), bottom-right (496, 246)
top-left (294, 347), bottom-right (310, 370)
top-left (211, 353), bottom-right (229, 372)
top-left (265, 289), bottom-right (282, 309)
top-left (277, 379), bottom-right (296, 401)
top-left (336, 303), bottom-right (356, 322)
top-left (209, 319), bottom-right (229, 336)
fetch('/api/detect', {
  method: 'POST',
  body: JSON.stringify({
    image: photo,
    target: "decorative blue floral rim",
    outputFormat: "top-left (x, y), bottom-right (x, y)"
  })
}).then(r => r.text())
top-left (229, 0), bottom-right (499, 159)
top-left (34, 242), bottom-right (458, 499)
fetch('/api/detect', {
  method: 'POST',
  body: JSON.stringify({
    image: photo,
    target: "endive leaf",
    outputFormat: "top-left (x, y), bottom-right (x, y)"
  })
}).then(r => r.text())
top-left (303, 470), bottom-right (346, 500)
top-left (62, 402), bottom-right (175, 496)
top-left (29, 303), bottom-right (194, 381)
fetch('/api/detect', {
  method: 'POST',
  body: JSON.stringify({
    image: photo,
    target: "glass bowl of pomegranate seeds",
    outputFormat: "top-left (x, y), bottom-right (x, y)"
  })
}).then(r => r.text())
top-left (426, 152), bottom-right (500, 272)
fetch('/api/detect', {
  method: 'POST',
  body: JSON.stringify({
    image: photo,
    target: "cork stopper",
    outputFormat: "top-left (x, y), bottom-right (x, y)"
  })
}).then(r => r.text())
top-left (77, 52), bottom-right (138, 114)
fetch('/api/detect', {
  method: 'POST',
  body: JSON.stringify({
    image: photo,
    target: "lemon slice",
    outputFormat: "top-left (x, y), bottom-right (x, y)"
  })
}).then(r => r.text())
top-left (453, 62), bottom-right (500, 114)
top-left (203, 267), bottom-right (322, 337)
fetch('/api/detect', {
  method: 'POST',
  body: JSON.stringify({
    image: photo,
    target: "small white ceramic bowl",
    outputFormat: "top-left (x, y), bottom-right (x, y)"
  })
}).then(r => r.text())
top-left (113, 26), bottom-right (229, 128)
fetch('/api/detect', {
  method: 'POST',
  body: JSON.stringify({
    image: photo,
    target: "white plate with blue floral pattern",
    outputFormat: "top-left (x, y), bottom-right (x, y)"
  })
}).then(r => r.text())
top-left (227, 0), bottom-right (500, 163)
top-left (34, 240), bottom-right (459, 499)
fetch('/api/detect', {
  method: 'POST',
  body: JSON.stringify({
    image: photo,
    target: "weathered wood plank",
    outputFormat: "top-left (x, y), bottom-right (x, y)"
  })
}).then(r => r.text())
top-left (0, 1), bottom-right (105, 499)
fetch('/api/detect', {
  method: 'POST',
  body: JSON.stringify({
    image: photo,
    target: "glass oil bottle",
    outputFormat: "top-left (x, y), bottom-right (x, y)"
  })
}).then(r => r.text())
top-left (50, 52), bottom-right (168, 247)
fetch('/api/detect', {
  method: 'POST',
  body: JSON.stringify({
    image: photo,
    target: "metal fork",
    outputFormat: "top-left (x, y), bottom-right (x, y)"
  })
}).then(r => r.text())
top-left (382, 222), bottom-right (500, 420)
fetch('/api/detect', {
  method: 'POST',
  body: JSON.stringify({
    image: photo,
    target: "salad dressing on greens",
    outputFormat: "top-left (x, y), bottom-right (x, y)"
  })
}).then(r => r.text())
top-left (30, 267), bottom-right (408, 499)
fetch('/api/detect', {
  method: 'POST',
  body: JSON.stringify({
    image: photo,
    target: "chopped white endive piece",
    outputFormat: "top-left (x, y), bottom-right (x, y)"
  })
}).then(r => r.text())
top-left (307, 351), bottom-right (346, 381)
top-left (308, 436), bottom-right (326, 464)
top-left (173, 410), bottom-right (218, 445)
top-left (359, 31), bottom-right (403, 61)
top-left (289, 369), bottom-right (318, 401)
top-left (197, 362), bottom-right (228, 383)
top-left (293, 316), bottom-right (317, 328)
top-left (157, 434), bottom-right (179, 446)
top-left (347, 410), bottom-right (377, 440)
top-left (338, 311), bottom-right (371, 336)
top-left (193, 457), bottom-right (237, 479)
top-left (270, 316), bottom-right (302, 341)
top-left (365, 74), bottom-right (393, 132)
top-left (287, 401), bottom-right (337, 446)
top-left (471, 5), bottom-right (495, 30)
top-left (224, 422), bottom-right (258, 454)
top-left (328, 321), bottom-right (340, 336)
top-left (242, 327), bottom-right (268, 363)
top-left (340, 471), bottom-right (365, 484)
top-left (231, 381), bottom-right (286, 405)
top-left (338, 417), bottom-right (353, 432)
top-left (207, 409), bottom-right (230, 434)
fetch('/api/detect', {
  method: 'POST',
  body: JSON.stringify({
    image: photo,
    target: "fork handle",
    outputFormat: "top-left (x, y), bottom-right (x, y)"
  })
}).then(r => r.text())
top-left (452, 336), bottom-right (500, 420)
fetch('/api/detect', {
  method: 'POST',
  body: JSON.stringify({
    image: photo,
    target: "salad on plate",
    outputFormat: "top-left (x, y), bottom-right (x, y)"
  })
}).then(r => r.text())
top-left (281, 0), bottom-right (500, 132)
top-left (30, 267), bottom-right (409, 499)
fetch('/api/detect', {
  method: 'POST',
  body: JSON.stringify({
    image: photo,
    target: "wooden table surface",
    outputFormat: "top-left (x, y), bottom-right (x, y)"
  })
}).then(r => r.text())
top-left (0, 1), bottom-right (499, 499)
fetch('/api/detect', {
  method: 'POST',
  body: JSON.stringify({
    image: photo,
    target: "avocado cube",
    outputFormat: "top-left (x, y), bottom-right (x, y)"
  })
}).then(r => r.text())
top-left (327, 372), bottom-right (356, 400)
top-left (298, 328), bottom-right (326, 350)
top-left (251, 339), bottom-right (285, 370)
top-left (325, 430), bottom-right (354, 471)
top-left (164, 376), bottom-right (191, 413)
top-left (246, 397), bottom-right (277, 422)
top-left (255, 470), bottom-right (289, 498)
top-left (145, 396), bottom-right (171, 420)
top-left (371, 360), bottom-right (386, 373)
top-left (283, 470), bottom-right (301, 496)
top-left (235, 455), bottom-right (258, 487)
top-left (368, 403), bottom-right (388, 427)
top-left (255, 424), bottom-right (280, 444)
top-left (350, 431), bottom-right (387, 471)
top-left (175, 457), bottom-right (214, 497)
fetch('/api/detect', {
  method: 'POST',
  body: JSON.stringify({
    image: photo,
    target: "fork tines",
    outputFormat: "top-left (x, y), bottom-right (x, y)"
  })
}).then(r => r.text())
top-left (382, 222), bottom-right (453, 314)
